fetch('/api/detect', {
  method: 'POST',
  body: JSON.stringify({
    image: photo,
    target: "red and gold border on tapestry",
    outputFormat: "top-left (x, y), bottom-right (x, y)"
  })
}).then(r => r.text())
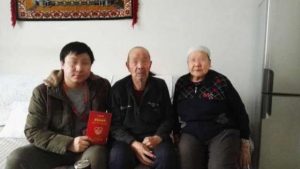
top-left (15, 0), bottom-right (133, 20)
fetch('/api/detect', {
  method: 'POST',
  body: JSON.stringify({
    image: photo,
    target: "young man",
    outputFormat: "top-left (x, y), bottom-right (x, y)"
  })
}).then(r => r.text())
top-left (109, 46), bottom-right (177, 169)
top-left (5, 42), bottom-right (111, 169)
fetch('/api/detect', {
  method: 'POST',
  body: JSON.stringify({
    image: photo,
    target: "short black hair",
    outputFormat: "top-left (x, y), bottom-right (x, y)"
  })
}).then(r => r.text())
top-left (60, 41), bottom-right (95, 64)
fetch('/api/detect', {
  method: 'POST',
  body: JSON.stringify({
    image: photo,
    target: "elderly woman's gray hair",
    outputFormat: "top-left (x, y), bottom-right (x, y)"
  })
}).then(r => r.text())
top-left (187, 46), bottom-right (211, 60)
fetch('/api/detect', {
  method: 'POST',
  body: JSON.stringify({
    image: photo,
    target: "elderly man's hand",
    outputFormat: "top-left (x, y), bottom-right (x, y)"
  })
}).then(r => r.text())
top-left (131, 141), bottom-right (155, 166)
top-left (142, 135), bottom-right (162, 149)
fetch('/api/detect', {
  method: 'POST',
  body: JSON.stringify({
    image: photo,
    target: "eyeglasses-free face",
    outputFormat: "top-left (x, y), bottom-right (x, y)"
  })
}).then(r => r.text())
top-left (188, 51), bottom-right (211, 82)
top-left (61, 52), bottom-right (92, 88)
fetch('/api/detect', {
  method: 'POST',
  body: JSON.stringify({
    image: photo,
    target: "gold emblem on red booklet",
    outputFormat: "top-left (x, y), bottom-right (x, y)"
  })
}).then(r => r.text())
top-left (86, 111), bottom-right (112, 145)
top-left (94, 127), bottom-right (103, 135)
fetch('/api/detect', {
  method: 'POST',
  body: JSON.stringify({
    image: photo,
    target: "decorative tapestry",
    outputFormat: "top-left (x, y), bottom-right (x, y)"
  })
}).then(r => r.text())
top-left (11, 0), bottom-right (138, 27)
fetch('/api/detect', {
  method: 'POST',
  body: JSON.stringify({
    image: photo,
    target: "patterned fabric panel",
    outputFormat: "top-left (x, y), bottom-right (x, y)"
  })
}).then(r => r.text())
top-left (176, 73), bottom-right (228, 101)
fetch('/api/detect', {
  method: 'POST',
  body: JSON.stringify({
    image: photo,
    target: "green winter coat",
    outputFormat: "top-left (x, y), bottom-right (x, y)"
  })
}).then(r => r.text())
top-left (24, 70), bottom-right (111, 154)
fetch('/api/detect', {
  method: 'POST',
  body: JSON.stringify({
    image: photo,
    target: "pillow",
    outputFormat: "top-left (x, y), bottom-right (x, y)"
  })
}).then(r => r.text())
top-left (0, 74), bottom-right (42, 125)
top-left (0, 101), bottom-right (29, 138)
top-left (155, 75), bottom-right (173, 98)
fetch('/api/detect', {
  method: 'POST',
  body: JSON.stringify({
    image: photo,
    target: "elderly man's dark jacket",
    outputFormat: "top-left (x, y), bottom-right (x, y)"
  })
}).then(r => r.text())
top-left (110, 75), bottom-right (175, 144)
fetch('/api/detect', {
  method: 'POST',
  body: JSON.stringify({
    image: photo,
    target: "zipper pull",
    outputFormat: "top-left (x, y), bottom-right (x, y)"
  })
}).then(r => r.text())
top-left (195, 86), bottom-right (197, 94)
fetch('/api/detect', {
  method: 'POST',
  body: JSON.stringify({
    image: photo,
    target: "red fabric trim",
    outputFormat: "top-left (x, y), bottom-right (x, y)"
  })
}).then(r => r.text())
top-left (132, 0), bottom-right (138, 27)
top-left (11, 0), bottom-right (16, 27)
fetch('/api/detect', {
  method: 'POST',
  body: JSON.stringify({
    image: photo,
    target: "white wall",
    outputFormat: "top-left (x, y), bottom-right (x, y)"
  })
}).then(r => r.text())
top-left (0, 0), bottom-right (264, 166)
top-left (0, 0), bottom-right (264, 108)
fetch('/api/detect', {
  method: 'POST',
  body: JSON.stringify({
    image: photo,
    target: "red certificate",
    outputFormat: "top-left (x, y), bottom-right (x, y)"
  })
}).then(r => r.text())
top-left (86, 111), bottom-right (112, 145)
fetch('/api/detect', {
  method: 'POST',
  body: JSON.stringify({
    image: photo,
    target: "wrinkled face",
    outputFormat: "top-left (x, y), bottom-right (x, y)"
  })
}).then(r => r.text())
top-left (126, 48), bottom-right (152, 82)
top-left (188, 51), bottom-right (211, 82)
top-left (61, 52), bottom-right (92, 88)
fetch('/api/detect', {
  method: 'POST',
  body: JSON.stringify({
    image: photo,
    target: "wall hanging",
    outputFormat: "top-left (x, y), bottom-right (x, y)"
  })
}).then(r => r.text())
top-left (11, 0), bottom-right (138, 27)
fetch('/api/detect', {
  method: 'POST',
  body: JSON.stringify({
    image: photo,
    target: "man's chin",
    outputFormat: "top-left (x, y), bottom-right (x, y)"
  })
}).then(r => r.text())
top-left (133, 75), bottom-right (148, 81)
top-left (72, 77), bottom-right (87, 84)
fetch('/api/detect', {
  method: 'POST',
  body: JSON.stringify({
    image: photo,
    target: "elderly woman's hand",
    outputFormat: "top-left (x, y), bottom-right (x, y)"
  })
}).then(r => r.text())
top-left (240, 139), bottom-right (251, 169)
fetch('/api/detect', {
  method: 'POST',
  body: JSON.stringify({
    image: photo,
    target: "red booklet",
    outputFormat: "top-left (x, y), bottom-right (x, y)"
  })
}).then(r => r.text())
top-left (86, 111), bottom-right (112, 145)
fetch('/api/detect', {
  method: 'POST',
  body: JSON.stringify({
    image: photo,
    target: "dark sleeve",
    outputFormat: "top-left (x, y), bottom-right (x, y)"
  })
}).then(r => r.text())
top-left (110, 86), bottom-right (135, 144)
top-left (104, 79), bottom-right (112, 112)
top-left (225, 79), bottom-right (250, 139)
top-left (155, 80), bottom-right (175, 141)
top-left (172, 80), bottom-right (181, 135)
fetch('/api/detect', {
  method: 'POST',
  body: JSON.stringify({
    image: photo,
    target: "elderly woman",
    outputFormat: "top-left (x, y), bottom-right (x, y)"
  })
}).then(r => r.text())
top-left (173, 46), bottom-right (251, 169)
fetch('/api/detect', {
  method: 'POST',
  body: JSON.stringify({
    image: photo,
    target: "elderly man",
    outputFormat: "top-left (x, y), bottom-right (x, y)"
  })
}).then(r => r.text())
top-left (109, 46), bottom-right (177, 169)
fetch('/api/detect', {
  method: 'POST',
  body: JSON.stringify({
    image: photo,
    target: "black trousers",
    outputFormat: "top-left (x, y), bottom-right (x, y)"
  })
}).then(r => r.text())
top-left (179, 129), bottom-right (240, 169)
top-left (5, 144), bottom-right (107, 169)
top-left (109, 140), bottom-right (178, 169)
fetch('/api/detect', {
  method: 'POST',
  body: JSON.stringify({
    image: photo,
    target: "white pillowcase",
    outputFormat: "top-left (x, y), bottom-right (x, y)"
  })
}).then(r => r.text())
top-left (0, 101), bottom-right (29, 138)
top-left (155, 75), bottom-right (173, 97)
top-left (0, 74), bottom-right (42, 125)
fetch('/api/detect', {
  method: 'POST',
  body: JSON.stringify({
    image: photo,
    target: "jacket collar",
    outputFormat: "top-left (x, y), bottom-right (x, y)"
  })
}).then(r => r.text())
top-left (125, 75), bottom-right (153, 94)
